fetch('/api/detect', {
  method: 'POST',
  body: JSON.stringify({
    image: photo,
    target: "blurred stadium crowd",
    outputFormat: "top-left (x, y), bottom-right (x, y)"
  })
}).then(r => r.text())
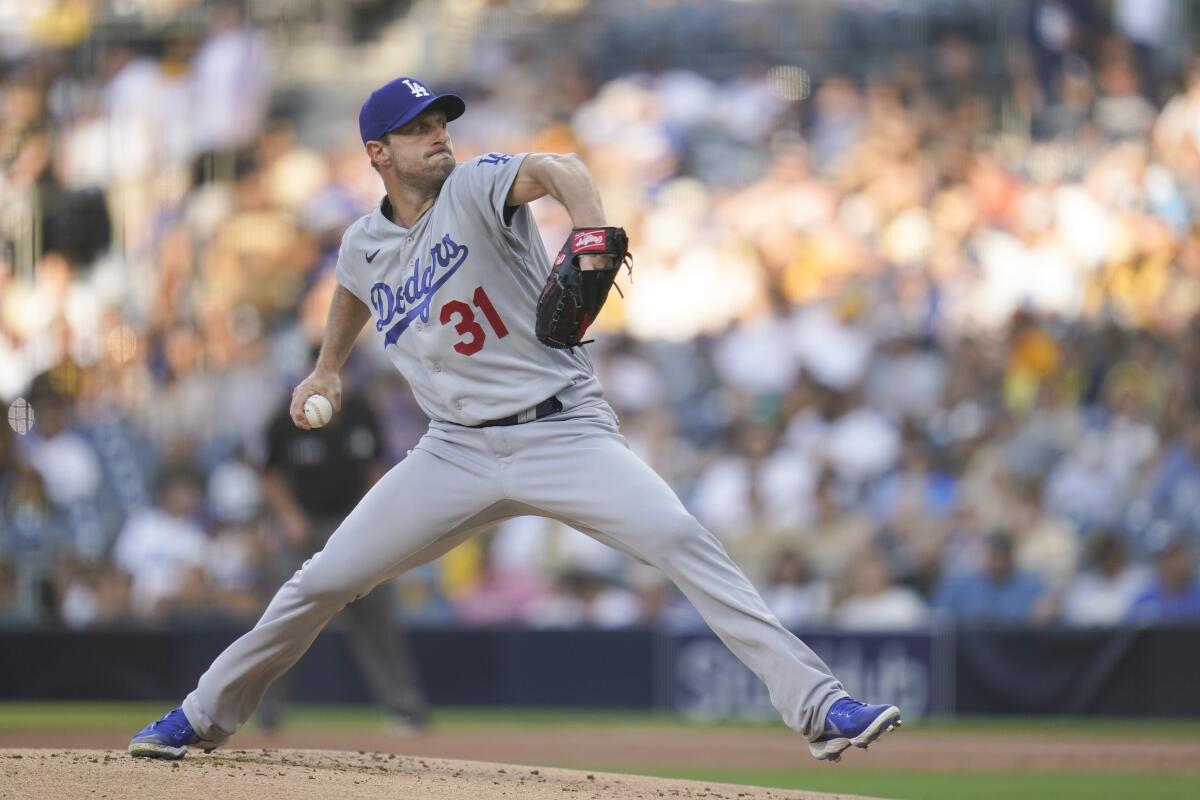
top-left (2, 0), bottom-right (1200, 631)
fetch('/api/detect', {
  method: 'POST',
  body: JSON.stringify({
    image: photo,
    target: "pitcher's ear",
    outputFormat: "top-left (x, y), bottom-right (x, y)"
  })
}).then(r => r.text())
top-left (366, 139), bottom-right (388, 169)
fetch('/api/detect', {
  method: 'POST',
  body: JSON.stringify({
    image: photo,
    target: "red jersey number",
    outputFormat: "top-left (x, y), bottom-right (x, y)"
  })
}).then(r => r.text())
top-left (439, 287), bottom-right (509, 356)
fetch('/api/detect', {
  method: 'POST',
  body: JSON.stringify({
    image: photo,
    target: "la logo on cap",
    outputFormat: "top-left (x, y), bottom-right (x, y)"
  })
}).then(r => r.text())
top-left (401, 79), bottom-right (430, 98)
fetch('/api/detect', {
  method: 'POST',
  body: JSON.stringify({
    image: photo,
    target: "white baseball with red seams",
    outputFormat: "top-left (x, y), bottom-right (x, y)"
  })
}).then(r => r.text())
top-left (302, 394), bottom-right (333, 428)
top-left (179, 150), bottom-right (851, 751)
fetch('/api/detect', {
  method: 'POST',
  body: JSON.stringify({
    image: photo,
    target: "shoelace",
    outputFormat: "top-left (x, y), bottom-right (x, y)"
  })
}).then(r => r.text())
top-left (827, 700), bottom-right (866, 728)
top-left (150, 712), bottom-right (180, 731)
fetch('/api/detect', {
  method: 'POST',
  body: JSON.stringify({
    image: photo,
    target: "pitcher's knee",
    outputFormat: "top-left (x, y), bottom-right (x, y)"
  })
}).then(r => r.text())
top-left (643, 516), bottom-right (714, 565)
top-left (293, 562), bottom-right (363, 607)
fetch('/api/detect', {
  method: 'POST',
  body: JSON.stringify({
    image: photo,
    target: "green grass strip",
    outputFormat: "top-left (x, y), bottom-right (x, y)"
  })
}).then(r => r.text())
top-left (1, 703), bottom-right (1199, 740)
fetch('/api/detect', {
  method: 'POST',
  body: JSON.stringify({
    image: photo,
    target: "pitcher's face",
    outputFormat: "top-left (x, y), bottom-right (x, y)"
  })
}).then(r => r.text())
top-left (368, 108), bottom-right (455, 191)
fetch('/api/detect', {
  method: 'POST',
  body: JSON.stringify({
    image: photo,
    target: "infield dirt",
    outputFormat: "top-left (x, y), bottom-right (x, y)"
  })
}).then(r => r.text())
top-left (0, 749), bottom-right (876, 800)
top-left (4, 725), bottom-right (1197, 774)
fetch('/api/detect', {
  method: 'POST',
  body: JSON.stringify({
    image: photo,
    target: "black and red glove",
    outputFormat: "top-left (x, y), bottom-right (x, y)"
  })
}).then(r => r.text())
top-left (535, 226), bottom-right (631, 349)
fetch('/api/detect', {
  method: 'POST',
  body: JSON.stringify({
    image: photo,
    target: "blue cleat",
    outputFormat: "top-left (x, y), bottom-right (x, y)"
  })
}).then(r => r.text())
top-left (808, 698), bottom-right (902, 762)
top-left (128, 707), bottom-right (207, 759)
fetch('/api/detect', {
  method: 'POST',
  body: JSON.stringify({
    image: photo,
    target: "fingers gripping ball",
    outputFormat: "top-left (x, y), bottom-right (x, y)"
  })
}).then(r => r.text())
top-left (303, 394), bottom-right (334, 428)
top-left (536, 226), bottom-right (632, 349)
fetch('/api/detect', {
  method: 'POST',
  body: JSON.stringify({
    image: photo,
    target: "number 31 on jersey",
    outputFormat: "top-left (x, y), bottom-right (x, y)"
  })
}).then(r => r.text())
top-left (440, 286), bottom-right (508, 355)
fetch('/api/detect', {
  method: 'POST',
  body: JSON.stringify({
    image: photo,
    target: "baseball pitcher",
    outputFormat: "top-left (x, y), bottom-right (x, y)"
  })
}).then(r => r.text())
top-left (129, 76), bottom-right (901, 763)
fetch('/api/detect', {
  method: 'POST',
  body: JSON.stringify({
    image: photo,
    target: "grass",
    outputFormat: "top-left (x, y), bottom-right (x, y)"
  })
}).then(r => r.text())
top-left (2, 702), bottom-right (1199, 739)
top-left (0, 703), bottom-right (692, 733)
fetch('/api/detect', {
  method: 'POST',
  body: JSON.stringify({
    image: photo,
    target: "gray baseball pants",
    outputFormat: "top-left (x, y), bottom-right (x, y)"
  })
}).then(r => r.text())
top-left (182, 393), bottom-right (846, 743)
top-left (256, 516), bottom-right (427, 727)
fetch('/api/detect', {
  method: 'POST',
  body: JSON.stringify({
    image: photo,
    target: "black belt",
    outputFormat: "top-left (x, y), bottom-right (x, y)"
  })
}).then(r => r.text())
top-left (470, 396), bottom-right (563, 428)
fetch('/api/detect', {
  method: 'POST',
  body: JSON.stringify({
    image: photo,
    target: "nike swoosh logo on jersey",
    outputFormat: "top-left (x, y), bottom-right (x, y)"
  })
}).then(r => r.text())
top-left (365, 248), bottom-right (381, 263)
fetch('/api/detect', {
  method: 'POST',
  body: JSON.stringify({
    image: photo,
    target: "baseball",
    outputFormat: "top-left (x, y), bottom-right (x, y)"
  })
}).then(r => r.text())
top-left (303, 393), bottom-right (333, 428)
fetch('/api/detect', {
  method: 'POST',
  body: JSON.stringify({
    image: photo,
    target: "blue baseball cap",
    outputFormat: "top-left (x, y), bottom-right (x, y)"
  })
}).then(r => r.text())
top-left (359, 77), bottom-right (466, 144)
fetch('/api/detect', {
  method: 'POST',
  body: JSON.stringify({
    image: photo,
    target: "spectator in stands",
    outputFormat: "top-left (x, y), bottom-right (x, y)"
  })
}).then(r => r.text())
top-left (112, 470), bottom-right (209, 619)
top-left (932, 532), bottom-right (1048, 624)
top-left (21, 389), bottom-right (102, 512)
top-left (1093, 40), bottom-right (1159, 141)
top-left (0, 463), bottom-right (66, 619)
top-left (202, 522), bottom-right (264, 620)
top-left (4, 1), bottom-right (1200, 633)
top-left (96, 39), bottom-right (164, 183)
top-left (1128, 535), bottom-right (1200, 622)
top-left (1153, 59), bottom-right (1200, 174)
top-left (1141, 422), bottom-right (1200, 546)
top-left (156, 564), bottom-right (229, 623)
top-left (1044, 430), bottom-right (1130, 533)
top-left (761, 550), bottom-right (832, 629)
top-left (867, 438), bottom-right (959, 527)
top-left (56, 561), bottom-right (132, 630)
top-left (525, 568), bottom-right (643, 629)
top-left (1113, 0), bottom-right (1173, 98)
top-left (1011, 481), bottom-right (1080, 593)
top-left (190, 1), bottom-right (270, 155)
top-left (454, 532), bottom-right (550, 626)
top-left (802, 472), bottom-right (874, 583)
top-left (833, 548), bottom-right (928, 630)
top-left (823, 389), bottom-right (902, 487)
top-left (1060, 532), bottom-right (1150, 625)
top-left (0, 416), bottom-right (18, 539)
top-left (690, 420), bottom-right (817, 563)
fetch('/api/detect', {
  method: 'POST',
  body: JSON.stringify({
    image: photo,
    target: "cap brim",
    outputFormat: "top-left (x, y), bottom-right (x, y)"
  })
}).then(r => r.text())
top-left (380, 93), bottom-right (466, 138)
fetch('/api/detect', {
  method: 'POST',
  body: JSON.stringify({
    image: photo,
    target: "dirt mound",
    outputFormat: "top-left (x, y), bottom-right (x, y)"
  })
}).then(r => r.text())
top-left (0, 749), bottom-right (876, 800)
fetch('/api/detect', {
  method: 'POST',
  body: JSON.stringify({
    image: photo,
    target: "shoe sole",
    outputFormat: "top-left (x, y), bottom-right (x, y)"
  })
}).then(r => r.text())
top-left (809, 706), bottom-right (903, 763)
top-left (128, 742), bottom-right (189, 760)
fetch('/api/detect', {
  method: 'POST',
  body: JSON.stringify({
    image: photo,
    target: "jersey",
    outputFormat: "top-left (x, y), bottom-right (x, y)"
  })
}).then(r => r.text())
top-left (335, 152), bottom-right (600, 426)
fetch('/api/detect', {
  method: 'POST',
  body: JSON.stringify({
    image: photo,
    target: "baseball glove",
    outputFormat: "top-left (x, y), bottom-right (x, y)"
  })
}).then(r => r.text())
top-left (535, 226), bottom-right (631, 349)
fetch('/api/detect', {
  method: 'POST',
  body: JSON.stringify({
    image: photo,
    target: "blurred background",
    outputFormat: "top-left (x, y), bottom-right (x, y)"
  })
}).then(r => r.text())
top-left (2, 0), bottom-right (1200, 724)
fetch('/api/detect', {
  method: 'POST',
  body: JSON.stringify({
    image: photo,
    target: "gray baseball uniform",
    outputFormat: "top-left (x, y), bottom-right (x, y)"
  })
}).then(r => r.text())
top-left (181, 152), bottom-right (847, 745)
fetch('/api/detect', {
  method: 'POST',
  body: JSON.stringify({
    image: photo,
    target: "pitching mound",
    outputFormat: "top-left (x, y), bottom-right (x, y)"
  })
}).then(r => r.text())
top-left (2, 748), bottom-right (876, 800)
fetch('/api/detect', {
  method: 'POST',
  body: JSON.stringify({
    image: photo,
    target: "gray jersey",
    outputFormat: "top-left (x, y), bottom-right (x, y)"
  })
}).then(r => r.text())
top-left (335, 152), bottom-right (598, 425)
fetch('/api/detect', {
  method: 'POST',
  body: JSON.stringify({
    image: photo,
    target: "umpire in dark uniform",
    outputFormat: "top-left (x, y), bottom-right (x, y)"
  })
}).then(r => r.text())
top-left (258, 377), bottom-right (428, 731)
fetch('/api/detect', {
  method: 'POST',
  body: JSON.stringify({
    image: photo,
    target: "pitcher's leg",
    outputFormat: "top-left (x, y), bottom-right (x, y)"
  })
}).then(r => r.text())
top-left (251, 535), bottom-right (310, 732)
top-left (516, 409), bottom-right (846, 739)
top-left (582, 510), bottom-right (845, 738)
top-left (182, 446), bottom-right (499, 743)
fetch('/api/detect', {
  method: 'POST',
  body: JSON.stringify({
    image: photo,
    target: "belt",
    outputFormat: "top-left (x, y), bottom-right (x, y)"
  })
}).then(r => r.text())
top-left (470, 396), bottom-right (564, 428)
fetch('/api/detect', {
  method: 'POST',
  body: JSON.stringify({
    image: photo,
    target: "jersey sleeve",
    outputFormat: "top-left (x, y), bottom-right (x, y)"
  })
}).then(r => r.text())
top-left (457, 152), bottom-right (530, 232)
